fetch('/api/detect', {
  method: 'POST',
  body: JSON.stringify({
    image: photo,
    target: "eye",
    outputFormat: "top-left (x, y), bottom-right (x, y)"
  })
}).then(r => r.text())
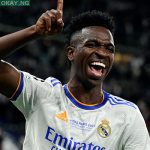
top-left (106, 45), bottom-right (115, 53)
top-left (85, 41), bottom-right (98, 48)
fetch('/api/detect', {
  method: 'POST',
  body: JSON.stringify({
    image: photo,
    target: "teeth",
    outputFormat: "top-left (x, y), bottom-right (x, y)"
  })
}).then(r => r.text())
top-left (91, 62), bottom-right (106, 68)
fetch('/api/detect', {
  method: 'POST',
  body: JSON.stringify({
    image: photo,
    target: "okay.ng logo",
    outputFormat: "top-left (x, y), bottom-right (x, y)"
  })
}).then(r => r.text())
top-left (0, 0), bottom-right (30, 6)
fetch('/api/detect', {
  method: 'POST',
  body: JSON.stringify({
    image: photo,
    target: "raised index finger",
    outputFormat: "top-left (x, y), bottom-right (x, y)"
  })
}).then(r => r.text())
top-left (57, 0), bottom-right (63, 13)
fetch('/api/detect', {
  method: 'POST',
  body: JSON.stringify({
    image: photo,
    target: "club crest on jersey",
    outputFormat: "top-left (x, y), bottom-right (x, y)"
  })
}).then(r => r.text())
top-left (97, 119), bottom-right (111, 138)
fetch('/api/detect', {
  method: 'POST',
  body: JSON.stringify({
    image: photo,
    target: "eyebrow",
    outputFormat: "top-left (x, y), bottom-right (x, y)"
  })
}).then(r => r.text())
top-left (84, 39), bottom-right (115, 47)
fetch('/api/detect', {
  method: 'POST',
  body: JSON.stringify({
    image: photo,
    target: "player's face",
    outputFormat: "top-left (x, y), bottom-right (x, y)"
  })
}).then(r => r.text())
top-left (68, 26), bottom-right (115, 86)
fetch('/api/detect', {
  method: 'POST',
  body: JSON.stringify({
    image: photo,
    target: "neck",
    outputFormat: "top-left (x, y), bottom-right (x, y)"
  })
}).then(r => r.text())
top-left (67, 79), bottom-right (103, 105)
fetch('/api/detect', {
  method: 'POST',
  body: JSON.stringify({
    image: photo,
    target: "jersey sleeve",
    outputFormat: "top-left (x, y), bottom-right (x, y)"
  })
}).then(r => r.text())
top-left (11, 71), bottom-right (53, 119)
top-left (123, 107), bottom-right (150, 150)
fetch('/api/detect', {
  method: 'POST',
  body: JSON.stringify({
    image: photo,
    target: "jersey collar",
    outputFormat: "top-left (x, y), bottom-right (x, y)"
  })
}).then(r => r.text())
top-left (63, 84), bottom-right (108, 110)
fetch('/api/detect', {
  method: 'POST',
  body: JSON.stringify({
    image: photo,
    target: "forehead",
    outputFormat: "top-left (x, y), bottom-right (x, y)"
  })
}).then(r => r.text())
top-left (81, 26), bottom-right (114, 44)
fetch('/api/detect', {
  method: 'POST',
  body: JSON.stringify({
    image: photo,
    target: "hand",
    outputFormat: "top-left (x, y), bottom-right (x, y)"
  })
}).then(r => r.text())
top-left (35, 0), bottom-right (64, 36)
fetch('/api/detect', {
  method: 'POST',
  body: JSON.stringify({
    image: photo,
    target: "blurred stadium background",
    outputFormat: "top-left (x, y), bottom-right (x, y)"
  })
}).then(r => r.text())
top-left (0, 0), bottom-right (150, 149)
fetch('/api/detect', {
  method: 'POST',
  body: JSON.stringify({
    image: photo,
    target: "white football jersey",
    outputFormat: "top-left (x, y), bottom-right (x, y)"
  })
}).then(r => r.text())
top-left (11, 71), bottom-right (150, 150)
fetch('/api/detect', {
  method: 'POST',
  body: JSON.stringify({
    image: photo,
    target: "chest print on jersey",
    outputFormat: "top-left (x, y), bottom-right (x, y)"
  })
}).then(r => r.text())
top-left (70, 119), bottom-right (96, 131)
top-left (97, 119), bottom-right (111, 138)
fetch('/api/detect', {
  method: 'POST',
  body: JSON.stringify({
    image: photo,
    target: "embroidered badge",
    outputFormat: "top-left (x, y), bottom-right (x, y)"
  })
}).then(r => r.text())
top-left (97, 119), bottom-right (111, 138)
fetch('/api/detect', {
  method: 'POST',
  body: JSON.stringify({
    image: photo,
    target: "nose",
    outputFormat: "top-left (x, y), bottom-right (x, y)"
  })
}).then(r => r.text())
top-left (95, 47), bottom-right (110, 58)
top-left (92, 51), bottom-right (107, 61)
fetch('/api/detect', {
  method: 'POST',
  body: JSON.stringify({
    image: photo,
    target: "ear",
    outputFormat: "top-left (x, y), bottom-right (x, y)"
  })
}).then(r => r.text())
top-left (66, 46), bottom-right (75, 61)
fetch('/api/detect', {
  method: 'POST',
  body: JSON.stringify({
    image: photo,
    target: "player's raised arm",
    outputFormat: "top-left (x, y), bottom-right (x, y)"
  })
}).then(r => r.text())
top-left (0, 0), bottom-right (64, 59)
top-left (0, 0), bottom-right (64, 99)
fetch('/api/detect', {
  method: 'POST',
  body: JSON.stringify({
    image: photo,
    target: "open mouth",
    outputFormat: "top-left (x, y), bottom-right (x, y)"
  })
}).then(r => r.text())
top-left (88, 62), bottom-right (106, 78)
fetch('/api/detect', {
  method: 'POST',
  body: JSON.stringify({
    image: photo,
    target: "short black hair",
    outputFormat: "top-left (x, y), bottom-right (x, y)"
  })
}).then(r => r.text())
top-left (63, 10), bottom-right (115, 46)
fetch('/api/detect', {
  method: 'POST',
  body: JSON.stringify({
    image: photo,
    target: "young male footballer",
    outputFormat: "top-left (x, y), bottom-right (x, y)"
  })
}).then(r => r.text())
top-left (0, 0), bottom-right (149, 149)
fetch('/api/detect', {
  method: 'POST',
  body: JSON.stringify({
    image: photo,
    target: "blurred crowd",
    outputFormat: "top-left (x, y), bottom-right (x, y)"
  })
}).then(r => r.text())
top-left (0, 0), bottom-right (150, 149)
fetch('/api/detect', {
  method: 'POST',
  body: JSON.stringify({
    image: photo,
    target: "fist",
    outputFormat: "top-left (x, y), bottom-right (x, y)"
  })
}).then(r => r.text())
top-left (35, 0), bottom-right (63, 36)
top-left (35, 9), bottom-right (64, 36)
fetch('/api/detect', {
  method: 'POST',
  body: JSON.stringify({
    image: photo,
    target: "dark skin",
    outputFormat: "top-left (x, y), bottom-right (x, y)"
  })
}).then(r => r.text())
top-left (0, 0), bottom-right (115, 105)
top-left (67, 26), bottom-right (115, 104)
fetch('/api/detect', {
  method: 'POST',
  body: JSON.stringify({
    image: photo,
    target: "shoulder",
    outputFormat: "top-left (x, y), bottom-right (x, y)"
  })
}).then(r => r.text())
top-left (104, 91), bottom-right (144, 125)
top-left (20, 71), bottom-right (64, 96)
top-left (22, 71), bottom-right (62, 87)
top-left (104, 91), bottom-right (140, 120)
top-left (45, 77), bottom-right (62, 87)
top-left (104, 91), bottom-right (138, 110)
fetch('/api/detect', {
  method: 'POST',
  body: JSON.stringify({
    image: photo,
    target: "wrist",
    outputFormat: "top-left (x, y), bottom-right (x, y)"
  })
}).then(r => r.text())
top-left (27, 24), bottom-right (49, 40)
top-left (28, 25), bottom-right (42, 39)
